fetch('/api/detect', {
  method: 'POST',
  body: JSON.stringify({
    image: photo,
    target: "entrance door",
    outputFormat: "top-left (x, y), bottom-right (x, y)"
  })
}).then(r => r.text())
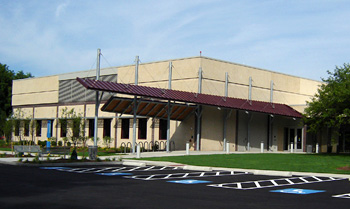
top-left (284, 128), bottom-right (303, 152)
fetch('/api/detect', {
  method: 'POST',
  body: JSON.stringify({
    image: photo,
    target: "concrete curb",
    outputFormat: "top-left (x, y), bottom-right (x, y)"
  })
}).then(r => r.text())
top-left (183, 165), bottom-right (213, 171)
top-left (122, 160), bottom-right (146, 167)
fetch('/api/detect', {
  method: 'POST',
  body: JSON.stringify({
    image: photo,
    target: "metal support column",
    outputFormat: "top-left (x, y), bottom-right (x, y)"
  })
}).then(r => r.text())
top-left (196, 67), bottom-right (203, 151)
top-left (166, 102), bottom-right (171, 152)
top-left (246, 111), bottom-right (252, 151)
top-left (94, 48), bottom-right (101, 147)
top-left (132, 56), bottom-right (139, 154)
top-left (223, 72), bottom-right (229, 151)
top-left (248, 77), bottom-right (252, 103)
top-left (166, 62), bottom-right (172, 152)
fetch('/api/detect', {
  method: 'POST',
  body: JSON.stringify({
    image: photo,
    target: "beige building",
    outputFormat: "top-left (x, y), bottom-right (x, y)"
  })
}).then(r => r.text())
top-left (12, 56), bottom-right (324, 152)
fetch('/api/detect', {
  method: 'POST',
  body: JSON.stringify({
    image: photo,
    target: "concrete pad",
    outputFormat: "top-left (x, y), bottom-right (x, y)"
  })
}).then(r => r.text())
top-left (253, 170), bottom-right (292, 177)
top-left (122, 160), bottom-right (146, 167)
top-left (183, 165), bottom-right (212, 171)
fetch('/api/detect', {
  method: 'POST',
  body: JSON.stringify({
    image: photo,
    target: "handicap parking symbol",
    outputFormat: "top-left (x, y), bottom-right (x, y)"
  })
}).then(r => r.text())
top-left (96, 172), bottom-right (133, 176)
top-left (168, 179), bottom-right (212, 184)
top-left (270, 188), bottom-right (325, 195)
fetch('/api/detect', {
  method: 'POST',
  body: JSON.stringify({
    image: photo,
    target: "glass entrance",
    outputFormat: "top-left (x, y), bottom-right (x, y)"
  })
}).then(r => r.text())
top-left (284, 128), bottom-right (303, 152)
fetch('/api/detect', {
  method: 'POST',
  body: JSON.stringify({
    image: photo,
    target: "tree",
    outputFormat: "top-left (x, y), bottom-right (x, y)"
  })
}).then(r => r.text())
top-left (59, 108), bottom-right (84, 148)
top-left (0, 63), bottom-right (33, 137)
top-left (303, 63), bottom-right (350, 133)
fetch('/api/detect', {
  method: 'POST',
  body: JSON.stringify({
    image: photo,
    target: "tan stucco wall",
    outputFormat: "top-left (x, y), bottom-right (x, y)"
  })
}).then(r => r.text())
top-left (200, 58), bottom-right (322, 113)
top-left (12, 76), bottom-right (59, 106)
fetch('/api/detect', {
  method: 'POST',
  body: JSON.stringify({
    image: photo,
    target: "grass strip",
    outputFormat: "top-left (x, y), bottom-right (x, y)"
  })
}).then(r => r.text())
top-left (141, 153), bottom-right (350, 175)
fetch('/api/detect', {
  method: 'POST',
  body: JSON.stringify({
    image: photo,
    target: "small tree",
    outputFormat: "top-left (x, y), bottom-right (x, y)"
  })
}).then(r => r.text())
top-left (59, 108), bottom-right (83, 148)
top-left (103, 136), bottom-right (112, 149)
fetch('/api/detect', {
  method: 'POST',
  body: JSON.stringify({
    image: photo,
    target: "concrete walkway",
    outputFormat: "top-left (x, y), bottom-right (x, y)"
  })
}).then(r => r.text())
top-left (1, 150), bottom-right (350, 179)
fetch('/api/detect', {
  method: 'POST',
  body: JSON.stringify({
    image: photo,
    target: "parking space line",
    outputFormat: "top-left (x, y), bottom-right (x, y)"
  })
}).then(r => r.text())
top-left (47, 166), bottom-right (183, 174)
top-left (312, 176), bottom-right (322, 181)
top-left (299, 177), bottom-right (308, 183)
top-left (125, 171), bottom-right (250, 180)
top-left (208, 176), bottom-right (346, 190)
top-left (144, 166), bottom-right (155, 171)
top-left (271, 180), bottom-right (278, 186)
top-left (285, 178), bottom-right (294, 184)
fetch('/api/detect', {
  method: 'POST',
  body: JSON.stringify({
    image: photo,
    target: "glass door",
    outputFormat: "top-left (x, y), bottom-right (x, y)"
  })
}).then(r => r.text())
top-left (284, 128), bottom-right (303, 152)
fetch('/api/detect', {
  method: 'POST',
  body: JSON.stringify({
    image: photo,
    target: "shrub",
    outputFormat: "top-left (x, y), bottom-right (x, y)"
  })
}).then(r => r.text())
top-left (51, 141), bottom-right (57, 147)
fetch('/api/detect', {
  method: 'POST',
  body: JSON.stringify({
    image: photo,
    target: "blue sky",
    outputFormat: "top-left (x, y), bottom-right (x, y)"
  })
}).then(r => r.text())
top-left (1, 0), bottom-right (349, 81)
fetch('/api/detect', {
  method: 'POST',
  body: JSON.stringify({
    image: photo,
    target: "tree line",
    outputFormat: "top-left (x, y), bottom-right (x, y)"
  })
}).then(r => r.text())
top-left (0, 63), bottom-right (33, 138)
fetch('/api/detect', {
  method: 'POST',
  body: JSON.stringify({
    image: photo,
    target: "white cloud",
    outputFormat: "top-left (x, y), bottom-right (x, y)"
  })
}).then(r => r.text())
top-left (55, 1), bottom-right (69, 18)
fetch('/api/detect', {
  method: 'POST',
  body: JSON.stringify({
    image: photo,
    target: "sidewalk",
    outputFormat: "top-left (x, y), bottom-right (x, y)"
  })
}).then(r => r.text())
top-left (1, 150), bottom-right (350, 179)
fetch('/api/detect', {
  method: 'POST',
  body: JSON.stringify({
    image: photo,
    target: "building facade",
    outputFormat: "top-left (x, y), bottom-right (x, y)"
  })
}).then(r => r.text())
top-left (11, 56), bottom-right (324, 152)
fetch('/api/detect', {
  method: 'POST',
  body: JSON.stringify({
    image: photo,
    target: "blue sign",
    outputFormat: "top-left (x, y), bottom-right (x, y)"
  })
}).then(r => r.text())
top-left (97, 172), bottom-right (132, 176)
top-left (168, 179), bottom-right (212, 184)
top-left (40, 167), bottom-right (69, 170)
top-left (47, 120), bottom-right (52, 138)
top-left (270, 188), bottom-right (325, 195)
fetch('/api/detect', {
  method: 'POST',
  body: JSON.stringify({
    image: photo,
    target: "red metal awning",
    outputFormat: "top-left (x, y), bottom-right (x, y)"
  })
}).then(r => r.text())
top-left (101, 97), bottom-right (196, 121)
top-left (77, 77), bottom-right (302, 118)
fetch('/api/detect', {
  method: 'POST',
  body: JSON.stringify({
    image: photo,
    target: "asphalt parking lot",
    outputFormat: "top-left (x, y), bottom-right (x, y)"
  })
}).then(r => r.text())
top-left (0, 164), bottom-right (349, 209)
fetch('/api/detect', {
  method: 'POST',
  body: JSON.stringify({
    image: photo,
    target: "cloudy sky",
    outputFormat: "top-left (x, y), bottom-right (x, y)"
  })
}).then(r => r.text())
top-left (1, 0), bottom-right (349, 81)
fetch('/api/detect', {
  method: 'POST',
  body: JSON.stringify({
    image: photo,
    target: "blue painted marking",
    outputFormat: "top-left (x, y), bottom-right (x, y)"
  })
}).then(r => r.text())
top-left (270, 188), bottom-right (325, 195)
top-left (96, 172), bottom-right (132, 176)
top-left (40, 167), bottom-right (69, 170)
top-left (168, 179), bottom-right (212, 184)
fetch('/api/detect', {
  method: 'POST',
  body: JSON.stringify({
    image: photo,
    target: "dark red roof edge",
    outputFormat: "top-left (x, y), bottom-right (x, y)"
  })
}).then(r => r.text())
top-left (76, 77), bottom-right (302, 118)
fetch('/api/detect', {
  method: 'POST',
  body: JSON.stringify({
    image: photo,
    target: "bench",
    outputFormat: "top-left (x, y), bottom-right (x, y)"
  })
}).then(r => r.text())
top-left (14, 145), bottom-right (42, 156)
top-left (41, 146), bottom-right (71, 156)
top-left (13, 145), bottom-right (71, 157)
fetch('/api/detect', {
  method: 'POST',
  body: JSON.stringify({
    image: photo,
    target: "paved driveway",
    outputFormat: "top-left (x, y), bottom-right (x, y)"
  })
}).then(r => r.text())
top-left (0, 164), bottom-right (349, 209)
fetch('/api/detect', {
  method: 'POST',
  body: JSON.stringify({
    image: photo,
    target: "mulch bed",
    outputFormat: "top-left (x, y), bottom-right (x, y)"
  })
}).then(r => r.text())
top-left (337, 166), bottom-right (350, 171)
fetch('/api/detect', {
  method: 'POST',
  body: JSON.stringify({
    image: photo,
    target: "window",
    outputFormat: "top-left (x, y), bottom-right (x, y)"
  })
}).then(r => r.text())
top-left (60, 119), bottom-right (67, 137)
top-left (24, 120), bottom-right (30, 136)
top-left (138, 118), bottom-right (147, 139)
top-left (14, 120), bottom-right (20, 136)
top-left (121, 119), bottom-right (129, 139)
top-left (159, 119), bottom-right (167, 140)
top-left (89, 119), bottom-right (94, 138)
top-left (36, 120), bottom-right (42, 137)
top-left (73, 119), bottom-right (80, 137)
top-left (103, 119), bottom-right (111, 138)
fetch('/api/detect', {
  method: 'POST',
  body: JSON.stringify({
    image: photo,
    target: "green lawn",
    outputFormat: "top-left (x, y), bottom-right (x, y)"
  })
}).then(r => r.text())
top-left (141, 153), bottom-right (350, 175)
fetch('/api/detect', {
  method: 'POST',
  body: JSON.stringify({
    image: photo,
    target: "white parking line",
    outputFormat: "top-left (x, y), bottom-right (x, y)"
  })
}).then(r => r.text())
top-left (208, 176), bottom-right (346, 190)
top-left (126, 171), bottom-right (250, 180)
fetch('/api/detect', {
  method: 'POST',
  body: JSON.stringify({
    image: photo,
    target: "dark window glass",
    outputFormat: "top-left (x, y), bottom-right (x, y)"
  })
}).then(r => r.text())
top-left (121, 119), bottom-right (129, 139)
top-left (138, 118), bottom-right (147, 139)
top-left (24, 120), bottom-right (30, 136)
top-left (103, 119), bottom-right (111, 138)
top-left (89, 119), bottom-right (94, 138)
top-left (36, 120), bottom-right (42, 137)
top-left (159, 119), bottom-right (167, 140)
top-left (60, 119), bottom-right (67, 137)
